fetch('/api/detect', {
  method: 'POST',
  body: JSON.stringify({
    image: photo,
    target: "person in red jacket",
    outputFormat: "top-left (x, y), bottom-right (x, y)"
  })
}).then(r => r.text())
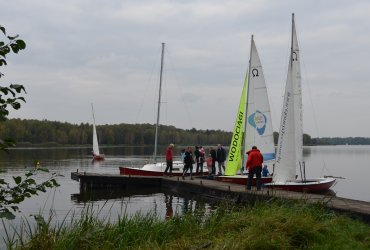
top-left (164, 143), bottom-right (174, 176)
top-left (246, 146), bottom-right (264, 190)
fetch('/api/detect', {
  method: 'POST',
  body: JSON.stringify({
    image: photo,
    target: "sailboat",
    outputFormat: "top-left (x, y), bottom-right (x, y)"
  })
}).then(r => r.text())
top-left (216, 35), bottom-right (275, 185)
top-left (91, 103), bottom-right (105, 161)
top-left (265, 14), bottom-right (335, 192)
top-left (119, 43), bottom-right (207, 176)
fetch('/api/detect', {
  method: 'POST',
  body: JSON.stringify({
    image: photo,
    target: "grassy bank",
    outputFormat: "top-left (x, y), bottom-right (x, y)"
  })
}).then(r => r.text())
top-left (9, 200), bottom-right (370, 249)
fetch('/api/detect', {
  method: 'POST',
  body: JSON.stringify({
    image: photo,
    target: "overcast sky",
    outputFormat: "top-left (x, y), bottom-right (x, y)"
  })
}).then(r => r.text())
top-left (1, 0), bottom-right (370, 137)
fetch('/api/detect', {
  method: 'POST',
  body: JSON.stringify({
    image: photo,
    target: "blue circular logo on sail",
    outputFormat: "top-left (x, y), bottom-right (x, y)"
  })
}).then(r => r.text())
top-left (248, 110), bottom-right (267, 135)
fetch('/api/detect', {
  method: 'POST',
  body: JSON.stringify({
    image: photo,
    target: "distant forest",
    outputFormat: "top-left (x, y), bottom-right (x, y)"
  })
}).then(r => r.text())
top-left (0, 119), bottom-right (231, 146)
top-left (1, 119), bottom-right (369, 146)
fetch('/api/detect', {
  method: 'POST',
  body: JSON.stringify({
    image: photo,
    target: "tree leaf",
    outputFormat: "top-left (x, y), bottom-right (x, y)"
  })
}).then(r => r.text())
top-left (13, 176), bottom-right (22, 184)
top-left (11, 102), bottom-right (21, 110)
top-left (10, 44), bottom-right (19, 54)
top-left (0, 26), bottom-right (6, 35)
top-left (7, 35), bottom-right (19, 40)
top-left (16, 40), bottom-right (26, 50)
top-left (0, 211), bottom-right (16, 220)
top-left (10, 84), bottom-right (26, 94)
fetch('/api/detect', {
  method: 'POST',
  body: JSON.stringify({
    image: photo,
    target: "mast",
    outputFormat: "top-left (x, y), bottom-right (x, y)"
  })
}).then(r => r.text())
top-left (291, 13), bottom-right (294, 68)
top-left (154, 42), bottom-right (165, 162)
top-left (241, 35), bottom-right (254, 170)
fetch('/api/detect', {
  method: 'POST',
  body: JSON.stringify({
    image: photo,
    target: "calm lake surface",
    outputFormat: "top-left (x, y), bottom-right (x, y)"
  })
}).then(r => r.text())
top-left (0, 145), bottom-right (369, 243)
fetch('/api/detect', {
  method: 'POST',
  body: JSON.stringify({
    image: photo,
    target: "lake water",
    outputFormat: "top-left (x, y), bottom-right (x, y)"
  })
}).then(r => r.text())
top-left (0, 146), bottom-right (216, 246)
top-left (0, 145), bottom-right (369, 245)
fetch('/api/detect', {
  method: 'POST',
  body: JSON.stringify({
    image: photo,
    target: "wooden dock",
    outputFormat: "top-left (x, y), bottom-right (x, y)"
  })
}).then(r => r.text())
top-left (71, 172), bottom-right (370, 223)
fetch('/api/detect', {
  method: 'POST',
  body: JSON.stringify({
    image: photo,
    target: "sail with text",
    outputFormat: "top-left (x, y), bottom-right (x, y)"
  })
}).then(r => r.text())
top-left (225, 79), bottom-right (247, 175)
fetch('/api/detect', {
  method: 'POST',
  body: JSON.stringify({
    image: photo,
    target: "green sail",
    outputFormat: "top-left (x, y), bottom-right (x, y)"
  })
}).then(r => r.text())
top-left (225, 77), bottom-right (248, 176)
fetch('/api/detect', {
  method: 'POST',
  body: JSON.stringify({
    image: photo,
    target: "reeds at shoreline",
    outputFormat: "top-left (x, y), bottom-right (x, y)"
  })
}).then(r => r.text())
top-left (5, 199), bottom-right (370, 249)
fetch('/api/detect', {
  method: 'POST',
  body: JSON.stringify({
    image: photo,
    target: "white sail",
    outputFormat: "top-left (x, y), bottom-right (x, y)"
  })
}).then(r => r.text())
top-left (273, 14), bottom-right (303, 183)
top-left (243, 37), bottom-right (275, 167)
top-left (91, 103), bottom-right (100, 156)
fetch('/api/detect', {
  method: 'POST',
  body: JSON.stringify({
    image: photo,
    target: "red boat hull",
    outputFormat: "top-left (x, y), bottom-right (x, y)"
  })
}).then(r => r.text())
top-left (215, 175), bottom-right (273, 186)
top-left (119, 166), bottom-right (207, 177)
top-left (265, 178), bottom-right (336, 193)
top-left (93, 154), bottom-right (105, 161)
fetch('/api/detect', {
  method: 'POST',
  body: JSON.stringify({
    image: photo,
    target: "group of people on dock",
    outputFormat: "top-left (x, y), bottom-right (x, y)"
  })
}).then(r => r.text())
top-left (163, 144), bottom-right (227, 179)
top-left (164, 143), bottom-right (268, 191)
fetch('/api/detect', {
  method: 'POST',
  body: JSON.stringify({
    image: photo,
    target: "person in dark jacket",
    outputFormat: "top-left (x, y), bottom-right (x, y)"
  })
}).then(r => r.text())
top-left (216, 144), bottom-right (226, 175)
top-left (246, 146), bottom-right (264, 190)
top-left (182, 146), bottom-right (194, 180)
top-left (194, 146), bottom-right (201, 174)
top-left (209, 147), bottom-right (217, 175)
top-left (164, 143), bottom-right (174, 176)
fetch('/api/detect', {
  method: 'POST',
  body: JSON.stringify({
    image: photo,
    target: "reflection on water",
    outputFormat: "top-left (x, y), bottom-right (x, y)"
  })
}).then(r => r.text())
top-left (165, 194), bottom-right (173, 220)
top-left (71, 186), bottom-right (163, 203)
top-left (70, 185), bottom-right (217, 221)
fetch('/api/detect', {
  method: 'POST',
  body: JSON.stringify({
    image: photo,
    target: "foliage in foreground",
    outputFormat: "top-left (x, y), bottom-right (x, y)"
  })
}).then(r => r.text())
top-left (0, 24), bottom-right (60, 219)
top-left (9, 200), bottom-right (370, 249)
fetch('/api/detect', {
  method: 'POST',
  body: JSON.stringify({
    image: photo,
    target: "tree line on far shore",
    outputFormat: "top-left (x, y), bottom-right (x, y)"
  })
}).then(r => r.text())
top-left (0, 119), bottom-right (231, 146)
top-left (1, 118), bottom-right (369, 146)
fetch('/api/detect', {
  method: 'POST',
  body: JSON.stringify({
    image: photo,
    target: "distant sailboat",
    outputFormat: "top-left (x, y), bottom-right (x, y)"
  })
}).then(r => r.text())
top-left (91, 103), bottom-right (105, 161)
top-left (216, 35), bottom-right (274, 185)
top-left (265, 14), bottom-right (335, 192)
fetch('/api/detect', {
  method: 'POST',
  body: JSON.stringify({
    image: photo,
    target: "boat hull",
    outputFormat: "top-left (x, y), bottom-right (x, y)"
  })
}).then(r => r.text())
top-left (93, 154), bottom-right (105, 161)
top-left (215, 175), bottom-right (273, 186)
top-left (264, 178), bottom-right (336, 193)
top-left (119, 161), bottom-right (208, 177)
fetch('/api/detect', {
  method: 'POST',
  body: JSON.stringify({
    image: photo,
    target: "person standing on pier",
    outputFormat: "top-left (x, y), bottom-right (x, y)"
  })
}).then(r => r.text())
top-left (194, 146), bottom-right (201, 174)
top-left (164, 143), bottom-right (174, 177)
top-left (209, 147), bottom-right (217, 175)
top-left (246, 146), bottom-right (264, 190)
top-left (216, 144), bottom-right (226, 175)
top-left (197, 146), bottom-right (205, 174)
top-left (182, 146), bottom-right (194, 180)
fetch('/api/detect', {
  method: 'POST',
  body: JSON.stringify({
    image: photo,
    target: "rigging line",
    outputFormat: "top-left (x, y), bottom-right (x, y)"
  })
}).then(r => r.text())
top-left (300, 42), bottom-right (332, 177)
top-left (165, 46), bottom-right (195, 130)
top-left (134, 45), bottom-right (162, 124)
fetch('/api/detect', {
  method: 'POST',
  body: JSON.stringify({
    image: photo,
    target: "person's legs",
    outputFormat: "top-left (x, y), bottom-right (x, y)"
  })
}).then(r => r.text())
top-left (182, 165), bottom-right (188, 179)
top-left (246, 168), bottom-right (254, 190)
top-left (169, 160), bottom-right (173, 176)
top-left (196, 162), bottom-right (200, 173)
top-left (256, 166), bottom-right (262, 190)
top-left (218, 162), bottom-right (223, 175)
top-left (164, 161), bottom-right (171, 175)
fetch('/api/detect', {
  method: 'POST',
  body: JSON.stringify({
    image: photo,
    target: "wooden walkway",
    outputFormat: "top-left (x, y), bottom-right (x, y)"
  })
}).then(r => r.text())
top-left (71, 172), bottom-right (370, 223)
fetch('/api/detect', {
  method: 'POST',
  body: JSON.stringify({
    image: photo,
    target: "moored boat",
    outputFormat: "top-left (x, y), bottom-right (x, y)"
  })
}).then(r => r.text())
top-left (215, 175), bottom-right (272, 186)
top-left (120, 161), bottom-right (206, 177)
top-left (217, 35), bottom-right (275, 186)
top-left (91, 103), bottom-right (105, 161)
top-left (265, 14), bottom-right (335, 193)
